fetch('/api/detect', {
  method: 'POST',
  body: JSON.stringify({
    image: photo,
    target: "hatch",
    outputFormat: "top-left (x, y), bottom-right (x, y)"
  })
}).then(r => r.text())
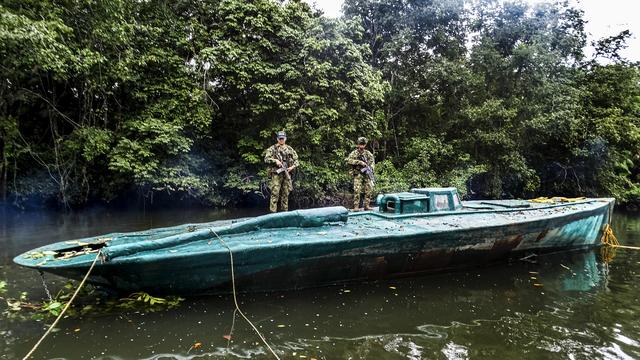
top-left (377, 187), bottom-right (462, 214)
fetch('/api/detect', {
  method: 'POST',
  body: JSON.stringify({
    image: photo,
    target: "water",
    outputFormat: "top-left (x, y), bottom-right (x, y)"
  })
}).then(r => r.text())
top-left (1, 207), bottom-right (638, 359)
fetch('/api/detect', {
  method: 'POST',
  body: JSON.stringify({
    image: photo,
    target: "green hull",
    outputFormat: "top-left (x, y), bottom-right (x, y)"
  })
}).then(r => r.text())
top-left (14, 198), bottom-right (615, 295)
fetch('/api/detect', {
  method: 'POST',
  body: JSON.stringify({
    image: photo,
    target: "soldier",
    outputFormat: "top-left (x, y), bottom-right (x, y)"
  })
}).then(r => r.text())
top-left (346, 137), bottom-right (375, 211)
top-left (264, 131), bottom-right (299, 212)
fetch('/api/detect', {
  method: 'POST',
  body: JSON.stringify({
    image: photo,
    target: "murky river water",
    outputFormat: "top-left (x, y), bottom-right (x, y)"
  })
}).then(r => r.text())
top-left (1, 206), bottom-right (638, 359)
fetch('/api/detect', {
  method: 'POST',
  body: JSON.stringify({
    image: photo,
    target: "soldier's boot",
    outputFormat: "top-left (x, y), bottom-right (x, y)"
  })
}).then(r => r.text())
top-left (363, 180), bottom-right (374, 211)
top-left (363, 200), bottom-right (372, 211)
top-left (352, 193), bottom-right (362, 211)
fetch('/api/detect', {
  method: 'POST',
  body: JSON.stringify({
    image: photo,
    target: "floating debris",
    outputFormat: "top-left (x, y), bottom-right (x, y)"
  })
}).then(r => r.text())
top-left (187, 342), bottom-right (202, 353)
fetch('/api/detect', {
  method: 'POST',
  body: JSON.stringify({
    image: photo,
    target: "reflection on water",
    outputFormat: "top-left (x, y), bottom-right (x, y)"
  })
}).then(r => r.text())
top-left (0, 208), bottom-right (639, 359)
top-left (560, 251), bottom-right (601, 292)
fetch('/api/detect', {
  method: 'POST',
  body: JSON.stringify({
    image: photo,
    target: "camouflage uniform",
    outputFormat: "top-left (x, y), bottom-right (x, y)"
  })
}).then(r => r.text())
top-left (346, 148), bottom-right (375, 209)
top-left (264, 143), bottom-right (299, 212)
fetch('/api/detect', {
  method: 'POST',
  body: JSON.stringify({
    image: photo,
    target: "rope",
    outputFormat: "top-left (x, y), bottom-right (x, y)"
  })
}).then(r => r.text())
top-left (209, 229), bottom-right (281, 360)
top-left (226, 308), bottom-right (239, 348)
top-left (601, 224), bottom-right (619, 247)
top-left (600, 224), bottom-right (618, 263)
top-left (22, 250), bottom-right (102, 360)
top-left (601, 224), bottom-right (640, 250)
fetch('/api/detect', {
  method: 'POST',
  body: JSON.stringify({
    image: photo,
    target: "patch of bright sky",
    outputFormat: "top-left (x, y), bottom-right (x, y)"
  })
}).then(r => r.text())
top-left (304, 0), bottom-right (640, 62)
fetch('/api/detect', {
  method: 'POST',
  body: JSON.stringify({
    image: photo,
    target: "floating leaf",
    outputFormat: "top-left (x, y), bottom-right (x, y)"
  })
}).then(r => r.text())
top-left (118, 292), bottom-right (182, 311)
top-left (47, 301), bottom-right (63, 310)
top-left (42, 300), bottom-right (64, 316)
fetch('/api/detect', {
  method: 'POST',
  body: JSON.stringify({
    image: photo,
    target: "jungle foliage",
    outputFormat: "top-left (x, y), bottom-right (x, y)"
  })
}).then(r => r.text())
top-left (1, 0), bottom-right (638, 208)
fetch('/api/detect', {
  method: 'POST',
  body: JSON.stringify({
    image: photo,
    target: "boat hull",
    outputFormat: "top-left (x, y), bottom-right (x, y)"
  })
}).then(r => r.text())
top-left (31, 199), bottom-right (614, 295)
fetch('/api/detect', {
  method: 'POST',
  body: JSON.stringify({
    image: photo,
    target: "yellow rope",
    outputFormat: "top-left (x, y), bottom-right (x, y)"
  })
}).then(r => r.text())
top-left (601, 224), bottom-right (619, 247)
top-left (600, 245), bottom-right (616, 263)
top-left (528, 196), bottom-right (587, 203)
top-left (600, 224), bottom-right (619, 263)
top-left (22, 250), bottom-right (102, 360)
top-left (209, 229), bottom-right (281, 360)
top-left (601, 224), bottom-right (640, 250)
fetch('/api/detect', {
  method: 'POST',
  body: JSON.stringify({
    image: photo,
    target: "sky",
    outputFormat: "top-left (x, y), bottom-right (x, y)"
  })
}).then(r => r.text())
top-left (304, 0), bottom-right (640, 62)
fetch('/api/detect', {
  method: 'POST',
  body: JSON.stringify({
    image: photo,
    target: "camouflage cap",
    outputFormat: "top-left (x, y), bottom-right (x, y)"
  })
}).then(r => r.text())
top-left (357, 137), bottom-right (367, 145)
top-left (276, 131), bottom-right (287, 139)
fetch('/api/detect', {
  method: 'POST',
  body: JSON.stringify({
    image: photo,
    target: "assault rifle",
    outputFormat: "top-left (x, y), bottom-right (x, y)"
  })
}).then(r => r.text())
top-left (276, 160), bottom-right (288, 175)
top-left (358, 154), bottom-right (375, 184)
top-left (275, 154), bottom-right (291, 180)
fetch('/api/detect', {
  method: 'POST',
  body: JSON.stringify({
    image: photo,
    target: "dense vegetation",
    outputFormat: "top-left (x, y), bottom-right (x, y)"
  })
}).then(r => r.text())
top-left (1, 0), bottom-right (639, 209)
